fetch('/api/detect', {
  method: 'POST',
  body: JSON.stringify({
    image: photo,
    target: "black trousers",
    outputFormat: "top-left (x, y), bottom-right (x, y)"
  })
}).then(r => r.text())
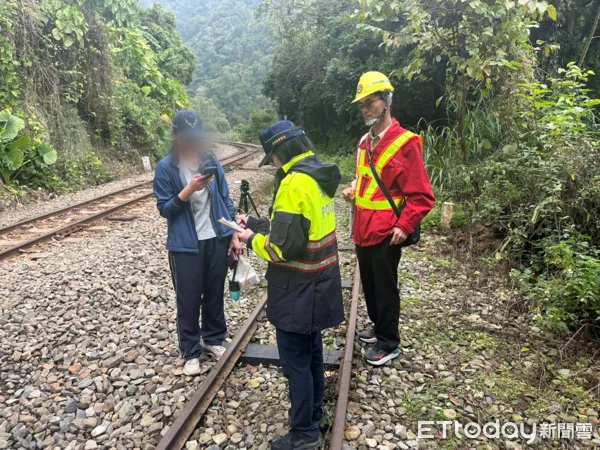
top-left (168, 237), bottom-right (230, 360)
top-left (276, 328), bottom-right (324, 440)
top-left (355, 237), bottom-right (402, 352)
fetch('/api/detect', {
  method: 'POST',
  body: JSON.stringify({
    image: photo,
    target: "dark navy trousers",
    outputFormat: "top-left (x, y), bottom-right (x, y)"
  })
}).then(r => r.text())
top-left (276, 328), bottom-right (324, 440)
top-left (168, 236), bottom-right (230, 360)
top-left (356, 237), bottom-right (402, 352)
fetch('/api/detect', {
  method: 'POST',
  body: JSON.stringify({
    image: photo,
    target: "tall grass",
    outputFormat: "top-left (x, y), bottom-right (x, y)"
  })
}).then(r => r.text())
top-left (419, 121), bottom-right (461, 192)
top-left (418, 107), bottom-right (510, 194)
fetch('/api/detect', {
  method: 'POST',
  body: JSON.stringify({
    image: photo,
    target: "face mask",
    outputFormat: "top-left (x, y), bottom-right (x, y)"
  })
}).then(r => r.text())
top-left (365, 117), bottom-right (379, 127)
top-left (365, 92), bottom-right (393, 127)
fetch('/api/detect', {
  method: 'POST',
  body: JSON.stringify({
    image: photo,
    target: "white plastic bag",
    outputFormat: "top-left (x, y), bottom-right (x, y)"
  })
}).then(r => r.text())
top-left (233, 255), bottom-right (261, 290)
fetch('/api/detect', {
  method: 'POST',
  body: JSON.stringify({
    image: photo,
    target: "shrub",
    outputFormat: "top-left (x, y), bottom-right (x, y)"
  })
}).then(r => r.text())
top-left (512, 239), bottom-right (600, 331)
top-left (114, 80), bottom-right (171, 161)
top-left (0, 109), bottom-right (57, 189)
top-left (422, 64), bottom-right (600, 330)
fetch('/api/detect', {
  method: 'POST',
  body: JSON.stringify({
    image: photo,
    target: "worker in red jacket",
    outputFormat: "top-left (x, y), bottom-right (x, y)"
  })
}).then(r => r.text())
top-left (343, 71), bottom-right (435, 365)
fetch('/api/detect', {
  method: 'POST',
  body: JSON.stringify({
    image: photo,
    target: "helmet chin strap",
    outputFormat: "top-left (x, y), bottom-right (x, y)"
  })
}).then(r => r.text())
top-left (365, 92), bottom-right (393, 127)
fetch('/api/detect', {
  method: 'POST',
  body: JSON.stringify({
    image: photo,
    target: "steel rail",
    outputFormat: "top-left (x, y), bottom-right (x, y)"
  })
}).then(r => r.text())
top-left (153, 259), bottom-right (361, 450)
top-left (0, 144), bottom-right (259, 260)
top-left (329, 261), bottom-right (361, 450)
top-left (0, 143), bottom-right (255, 236)
top-left (0, 191), bottom-right (156, 259)
top-left (156, 294), bottom-right (268, 450)
top-left (0, 181), bottom-right (153, 235)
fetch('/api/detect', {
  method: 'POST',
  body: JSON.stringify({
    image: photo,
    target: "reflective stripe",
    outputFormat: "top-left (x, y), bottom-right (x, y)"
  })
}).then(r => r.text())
top-left (355, 196), bottom-right (403, 210)
top-left (304, 243), bottom-right (337, 263)
top-left (273, 253), bottom-right (339, 273)
top-left (306, 231), bottom-right (336, 251)
top-left (264, 237), bottom-right (282, 262)
top-left (354, 131), bottom-right (421, 211)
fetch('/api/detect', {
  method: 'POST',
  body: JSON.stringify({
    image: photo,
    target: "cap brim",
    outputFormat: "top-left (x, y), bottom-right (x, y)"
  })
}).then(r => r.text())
top-left (258, 128), bottom-right (305, 167)
top-left (258, 150), bottom-right (273, 168)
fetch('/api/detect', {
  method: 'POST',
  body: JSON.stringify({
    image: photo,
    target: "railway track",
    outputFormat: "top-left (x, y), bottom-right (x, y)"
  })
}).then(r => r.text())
top-left (2, 139), bottom-right (362, 448)
top-left (156, 260), bottom-right (362, 450)
top-left (0, 143), bottom-right (260, 261)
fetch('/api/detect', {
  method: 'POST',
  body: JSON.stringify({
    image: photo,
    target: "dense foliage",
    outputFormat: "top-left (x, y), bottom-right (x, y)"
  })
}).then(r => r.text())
top-left (260, 0), bottom-right (600, 331)
top-left (358, 0), bottom-right (600, 331)
top-left (259, 0), bottom-right (444, 150)
top-left (0, 109), bottom-right (57, 188)
top-left (141, 0), bottom-right (275, 130)
top-left (536, 0), bottom-right (600, 92)
top-left (0, 0), bottom-right (193, 193)
top-left (359, 0), bottom-right (556, 160)
top-left (472, 63), bottom-right (600, 331)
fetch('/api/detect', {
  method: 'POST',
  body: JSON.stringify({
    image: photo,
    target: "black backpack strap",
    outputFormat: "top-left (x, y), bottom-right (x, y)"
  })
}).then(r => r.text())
top-left (364, 135), bottom-right (420, 247)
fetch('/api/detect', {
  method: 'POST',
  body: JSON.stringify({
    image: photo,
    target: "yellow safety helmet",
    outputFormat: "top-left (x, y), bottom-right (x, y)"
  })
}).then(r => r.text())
top-left (352, 71), bottom-right (395, 104)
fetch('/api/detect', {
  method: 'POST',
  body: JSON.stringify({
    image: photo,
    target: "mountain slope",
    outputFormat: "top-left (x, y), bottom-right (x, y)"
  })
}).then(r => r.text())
top-left (142, 0), bottom-right (274, 127)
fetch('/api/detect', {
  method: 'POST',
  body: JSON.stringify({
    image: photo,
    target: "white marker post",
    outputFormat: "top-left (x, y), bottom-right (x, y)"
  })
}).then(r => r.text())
top-left (441, 202), bottom-right (455, 229)
top-left (142, 156), bottom-right (151, 172)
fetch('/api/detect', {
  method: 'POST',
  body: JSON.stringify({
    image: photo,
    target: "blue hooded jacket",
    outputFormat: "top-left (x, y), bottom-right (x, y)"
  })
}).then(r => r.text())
top-left (153, 152), bottom-right (236, 252)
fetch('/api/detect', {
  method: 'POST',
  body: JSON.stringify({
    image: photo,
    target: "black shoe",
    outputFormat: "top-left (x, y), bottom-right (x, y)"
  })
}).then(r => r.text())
top-left (271, 431), bottom-right (322, 450)
top-left (365, 347), bottom-right (400, 366)
top-left (358, 329), bottom-right (377, 344)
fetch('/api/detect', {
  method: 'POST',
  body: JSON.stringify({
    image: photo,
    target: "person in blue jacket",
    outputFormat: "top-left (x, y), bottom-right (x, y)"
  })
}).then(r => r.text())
top-left (153, 110), bottom-right (242, 376)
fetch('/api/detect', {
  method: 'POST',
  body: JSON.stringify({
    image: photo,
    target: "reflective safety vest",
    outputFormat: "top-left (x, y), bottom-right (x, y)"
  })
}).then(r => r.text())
top-left (355, 131), bottom-right (422, 211)
top-left (250, 151), bottom-right (344, 334)
top-left (252, 152), bottom-right (339, 273)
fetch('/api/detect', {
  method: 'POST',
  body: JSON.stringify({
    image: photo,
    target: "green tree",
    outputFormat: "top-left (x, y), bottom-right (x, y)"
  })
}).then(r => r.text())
top-left (234, 108), bottom-right (278, 143)
top-left (0, 0), bottom-right (192, 191)
top-left (357, 0), bottom-right (557, 162)
top-left (578, 2), bottom-right (600, 67)
top-left (260, 0), bottom-right (444, 148)
top-left (141, 0), bottom-right (275, 126)
top-left (138, 4), bottom-right (195, 85)
top-left (535, 0), bottom-right (600, 95)
top-left (190, 94), bottom-right (232, 133)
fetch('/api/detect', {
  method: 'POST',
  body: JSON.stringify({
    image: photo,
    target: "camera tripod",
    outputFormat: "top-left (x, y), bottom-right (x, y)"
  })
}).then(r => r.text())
top-left (237, 180), bottom-right (260, 217)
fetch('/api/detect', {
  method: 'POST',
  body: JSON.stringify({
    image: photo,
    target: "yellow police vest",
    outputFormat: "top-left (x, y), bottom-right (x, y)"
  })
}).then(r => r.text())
top-left (252, 151), bottom-right (338, 272)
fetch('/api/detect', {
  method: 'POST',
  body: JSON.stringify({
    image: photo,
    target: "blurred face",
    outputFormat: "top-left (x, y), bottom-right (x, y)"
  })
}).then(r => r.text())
top-left (174, 134), bottom-right (206, 169)
top-left (358, 93), bottom-right (386, 125)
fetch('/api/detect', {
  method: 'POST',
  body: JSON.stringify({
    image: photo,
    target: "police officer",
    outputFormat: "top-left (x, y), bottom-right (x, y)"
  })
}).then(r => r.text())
top-left (237, 120), bottom-right (344, 450)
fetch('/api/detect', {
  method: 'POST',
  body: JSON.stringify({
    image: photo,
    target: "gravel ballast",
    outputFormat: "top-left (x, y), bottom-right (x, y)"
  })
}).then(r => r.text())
top-left (0, 156), bottom-right (272, 450)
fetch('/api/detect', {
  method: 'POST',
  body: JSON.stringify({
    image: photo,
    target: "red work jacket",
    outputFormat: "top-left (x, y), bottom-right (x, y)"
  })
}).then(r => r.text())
top-left (352, 119), bottom-right (435, 247)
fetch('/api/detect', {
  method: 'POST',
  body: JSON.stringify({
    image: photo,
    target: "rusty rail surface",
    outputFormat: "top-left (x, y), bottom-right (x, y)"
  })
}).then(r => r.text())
top-left (329, 261), bottom-right (361, 450)
top-left (0, 144), bottom-right (259, 260)
top-left (157, 260), bottom-right (361, 450)
top-left (156, 294), bottom-right (268, 450)
top-left (0, 181), bottom-right (153, 235)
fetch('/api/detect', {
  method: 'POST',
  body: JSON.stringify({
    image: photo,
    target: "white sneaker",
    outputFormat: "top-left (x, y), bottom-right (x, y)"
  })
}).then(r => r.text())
top-left (203, 343), bottom-right (226, 360)
top-left (183, 358), bottom-right (201, 376)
